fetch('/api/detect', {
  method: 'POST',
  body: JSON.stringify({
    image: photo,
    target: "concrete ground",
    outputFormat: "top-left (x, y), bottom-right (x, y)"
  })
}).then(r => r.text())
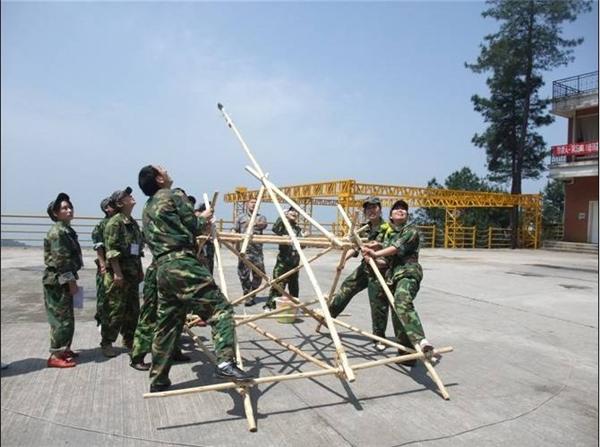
top-left (1, 246), bottom-right (598, 447)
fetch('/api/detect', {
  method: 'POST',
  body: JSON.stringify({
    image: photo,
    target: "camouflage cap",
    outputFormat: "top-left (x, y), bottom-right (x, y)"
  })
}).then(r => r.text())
top-left (100, 197), bottom-right (114, 213)
top-left (110, 186), bottom-right (133, 204)
top-left (47, 192), bottom-right (71, 221)
top-left (362, 196), bottom-right (381, 208)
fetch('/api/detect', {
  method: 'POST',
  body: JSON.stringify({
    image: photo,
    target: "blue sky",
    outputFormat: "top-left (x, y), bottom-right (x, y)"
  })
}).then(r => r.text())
top-left (1, 1), bottom-right (598, 221)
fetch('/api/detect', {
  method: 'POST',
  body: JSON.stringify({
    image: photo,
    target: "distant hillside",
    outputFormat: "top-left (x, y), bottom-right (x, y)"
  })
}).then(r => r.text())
top-left (1, 239), bottom-right (28, 247)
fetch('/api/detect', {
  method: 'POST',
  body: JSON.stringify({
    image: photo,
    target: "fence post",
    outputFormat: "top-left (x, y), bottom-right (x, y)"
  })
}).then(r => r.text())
top-left (488, 227), bottom-right (492, 249)
top-left (431, 225), bottom-right (436, 248)
top-left (472, 227), bottom-right (476, 248)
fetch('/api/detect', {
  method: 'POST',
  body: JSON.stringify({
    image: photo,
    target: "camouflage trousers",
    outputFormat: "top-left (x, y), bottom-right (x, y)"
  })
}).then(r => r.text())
top-left (328, 263), bottom-right (390, 338)
top-left (150, 253), bottom-right (235, 387)
top-left (237, 251), bottom-right (265, 295)
top-left (94, 265), bottom-right (106, 327)
top-left (389, 276), bottom-right (425, 348)
top-left (131, 264), bottom-right (185, 363)
top-left (43, 283), bottom-right (74, 353)
top-left (101, 273), bottom-right (141, 346)
top-left (267, 259), bottom-right (299, 307)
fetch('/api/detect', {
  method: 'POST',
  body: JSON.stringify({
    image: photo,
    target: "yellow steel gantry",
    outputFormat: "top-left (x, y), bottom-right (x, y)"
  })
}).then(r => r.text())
top-left (224, 180), bottom-right (542, 248)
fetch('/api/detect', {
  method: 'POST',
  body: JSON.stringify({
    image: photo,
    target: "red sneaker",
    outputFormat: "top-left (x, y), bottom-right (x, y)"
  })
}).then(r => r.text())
top-left (47, 356), bottom-right (76, 368)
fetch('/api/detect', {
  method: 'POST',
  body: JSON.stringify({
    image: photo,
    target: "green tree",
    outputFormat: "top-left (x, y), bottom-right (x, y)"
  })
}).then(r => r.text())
top-left (467, 0), bottom-right (591, 247)
top-left (413, 167), bottom-right (510, 232)
top-left (542, 178), bottom-right (565, 224)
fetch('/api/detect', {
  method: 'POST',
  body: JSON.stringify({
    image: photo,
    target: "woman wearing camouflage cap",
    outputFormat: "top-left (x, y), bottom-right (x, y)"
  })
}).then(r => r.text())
top-left (43, 192), bottom-right (83, 368)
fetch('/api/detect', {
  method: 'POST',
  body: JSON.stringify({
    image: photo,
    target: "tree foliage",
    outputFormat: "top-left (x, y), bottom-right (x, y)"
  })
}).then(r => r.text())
top-left (413, 167), bottom-right (510, 230)
top-left (467, 0), bottom-right (590, 246)
top-left (542, 178), bottom-right (565, 224)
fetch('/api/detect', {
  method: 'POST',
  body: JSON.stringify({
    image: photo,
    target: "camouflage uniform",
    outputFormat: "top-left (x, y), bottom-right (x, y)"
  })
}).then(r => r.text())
top-left (91, 217), bottom-right (109, 326)
top-left (101, 212), bottom-right (144, 347)
top-left (382, 222), bottom-right (426, 347)
top-left (130, 261), bottom-right (186, 363)
top-left (143, 188), bottom-right (236, 388)
top-left (43, 221), bottom-right (83, 353)
top-left (328, 220), bottom-right (392, 337)
top-left (234, 212), bottom-right (267, 295)
top-left (130, 262), bottom-right (157, 363)
top-left (266, 216), bottom-right (303, 307)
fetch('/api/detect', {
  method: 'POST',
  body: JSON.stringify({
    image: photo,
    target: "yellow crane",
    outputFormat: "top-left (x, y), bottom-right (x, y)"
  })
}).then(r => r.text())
top-left (224, 180), bottom-right (542, 248)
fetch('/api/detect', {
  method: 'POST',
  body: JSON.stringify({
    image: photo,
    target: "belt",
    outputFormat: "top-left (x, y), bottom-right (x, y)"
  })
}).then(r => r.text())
top-left (155, 249), bottom-right (196, 264)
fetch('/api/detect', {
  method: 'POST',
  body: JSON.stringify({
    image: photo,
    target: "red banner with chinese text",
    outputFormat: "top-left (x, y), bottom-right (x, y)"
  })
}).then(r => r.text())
top-left (551, 142), bottom-right (599, 156)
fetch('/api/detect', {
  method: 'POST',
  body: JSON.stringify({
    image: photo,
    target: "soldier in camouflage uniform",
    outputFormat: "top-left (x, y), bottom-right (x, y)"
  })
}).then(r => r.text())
top-left (130, 261), bottom-right (190, 371)
top-left (129, 188), bottom-right (199, 371)
top-left (100, 187), bottom-right (144, 358)
top-left (265, 207), bottom-right (303, 310)
top-left (234, 198), bottom-right (267, 306)
top-left (138, 165), bottom-right (253, 392)
top-left (91, 197), bottom-right (116, 328)
top-left (195, 203), bottom-right (215, 274)
top-left (43, 193), bottom-right (83, 368)
top-left (326, 197), bottom-right (392, 350)
top-left (362, 199), bottom-right (434, 364)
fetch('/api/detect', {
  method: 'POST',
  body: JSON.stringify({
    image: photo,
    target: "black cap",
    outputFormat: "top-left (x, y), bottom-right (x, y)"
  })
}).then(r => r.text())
top-left (110, 186), bottom-right (133, 204)
top-left (362, 196), bottom-right (381, 209)
top-left (47, 192), bottom-right (71, 221)
top-left (391, 199), bottom-right (409, 212)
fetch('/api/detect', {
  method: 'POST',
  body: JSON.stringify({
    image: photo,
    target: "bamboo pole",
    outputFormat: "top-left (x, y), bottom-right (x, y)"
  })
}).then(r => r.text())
top-left (337, 205), bottom-right (450, 400)
top-left (143, 346), bottom-right (454, 400)
top-left (221, 233), bottom-right (355, 383)
top-left (212, 208), bottom-right (257, 431)
top-left (228, 247), bottom-right (333, 307)
top-left (234, 299), bottom-right (320, 326)
top-left (217, 233), bottom-right (354, 248)
top-left (240, 185), bottom-right (266, 256)
top-left (246, 322), bottom-right (335, 371)
top-left (245, 165), bottom-right (343, 248)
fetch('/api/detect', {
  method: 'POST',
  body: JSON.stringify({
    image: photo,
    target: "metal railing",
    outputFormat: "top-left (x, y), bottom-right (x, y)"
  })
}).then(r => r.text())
top-left (553, 71), bottom-right (598, 100)
top-left (1, 214), bottom-right (547, 250)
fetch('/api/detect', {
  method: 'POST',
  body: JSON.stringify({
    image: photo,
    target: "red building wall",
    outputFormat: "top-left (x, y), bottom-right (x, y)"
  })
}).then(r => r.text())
top-left (564, 176), bottom-right (599, 242)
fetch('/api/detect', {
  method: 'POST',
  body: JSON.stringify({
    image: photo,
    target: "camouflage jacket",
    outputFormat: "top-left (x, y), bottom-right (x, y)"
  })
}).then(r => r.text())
top-left (43, 221), bottom-right (83, 286)
top-left (381, 222), bottom-right (423, 283)
top-left (272, 216), bottom-right (303, 265)
top-left (104, 212), bottom-right (144, 278)
top-left (142, 188), bottom-right (208, 259)
top-left (234, 212), bottom-right (267, 257)
top-left (91, 217), bottom-right (109, 252)
top-left (357, 219), bottom-right (392, 274)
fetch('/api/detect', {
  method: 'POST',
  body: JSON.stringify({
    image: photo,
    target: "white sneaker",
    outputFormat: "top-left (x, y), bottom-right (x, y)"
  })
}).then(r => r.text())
top-left (419, 339), bottom-right (434, 354)
top-left (373, 342), bottom-right (386, 352)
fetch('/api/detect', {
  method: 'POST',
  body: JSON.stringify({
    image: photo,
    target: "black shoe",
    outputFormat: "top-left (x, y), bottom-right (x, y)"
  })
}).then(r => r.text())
top-left (149, 382), bottom-right (171, 393)
top-left (215, 361), bottom-right (255, 382)
top-left (397, 350), bottom-right (417, 368)
top-left (262, 302), bottom-right (276, 312)
top-left (244, 298), bottom-right (257, 307)
top-left (171, 351), bottom-right (191, 363)
top-left (130, 360), bottom-right (151, 371)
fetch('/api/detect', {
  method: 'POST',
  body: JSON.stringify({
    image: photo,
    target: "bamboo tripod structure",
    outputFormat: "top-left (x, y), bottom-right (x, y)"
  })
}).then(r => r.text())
top-left (143, 103), bottom-right (454, 431)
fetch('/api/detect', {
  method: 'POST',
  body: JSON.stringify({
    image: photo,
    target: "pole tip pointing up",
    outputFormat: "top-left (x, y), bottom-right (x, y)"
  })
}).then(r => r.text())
top-left (217, 103), bottom-right (224, 110)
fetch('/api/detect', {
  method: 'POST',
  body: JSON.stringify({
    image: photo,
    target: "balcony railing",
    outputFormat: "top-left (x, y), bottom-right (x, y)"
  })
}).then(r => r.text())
top-left (553, 71), bottom-right (598, 100)
top-left (550, 141), bottom-right (598, 165)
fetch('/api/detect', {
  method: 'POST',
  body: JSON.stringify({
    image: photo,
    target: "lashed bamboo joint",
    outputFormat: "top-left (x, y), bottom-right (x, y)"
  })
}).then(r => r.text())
top-left (143, 103), bottom-right (454, 432)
